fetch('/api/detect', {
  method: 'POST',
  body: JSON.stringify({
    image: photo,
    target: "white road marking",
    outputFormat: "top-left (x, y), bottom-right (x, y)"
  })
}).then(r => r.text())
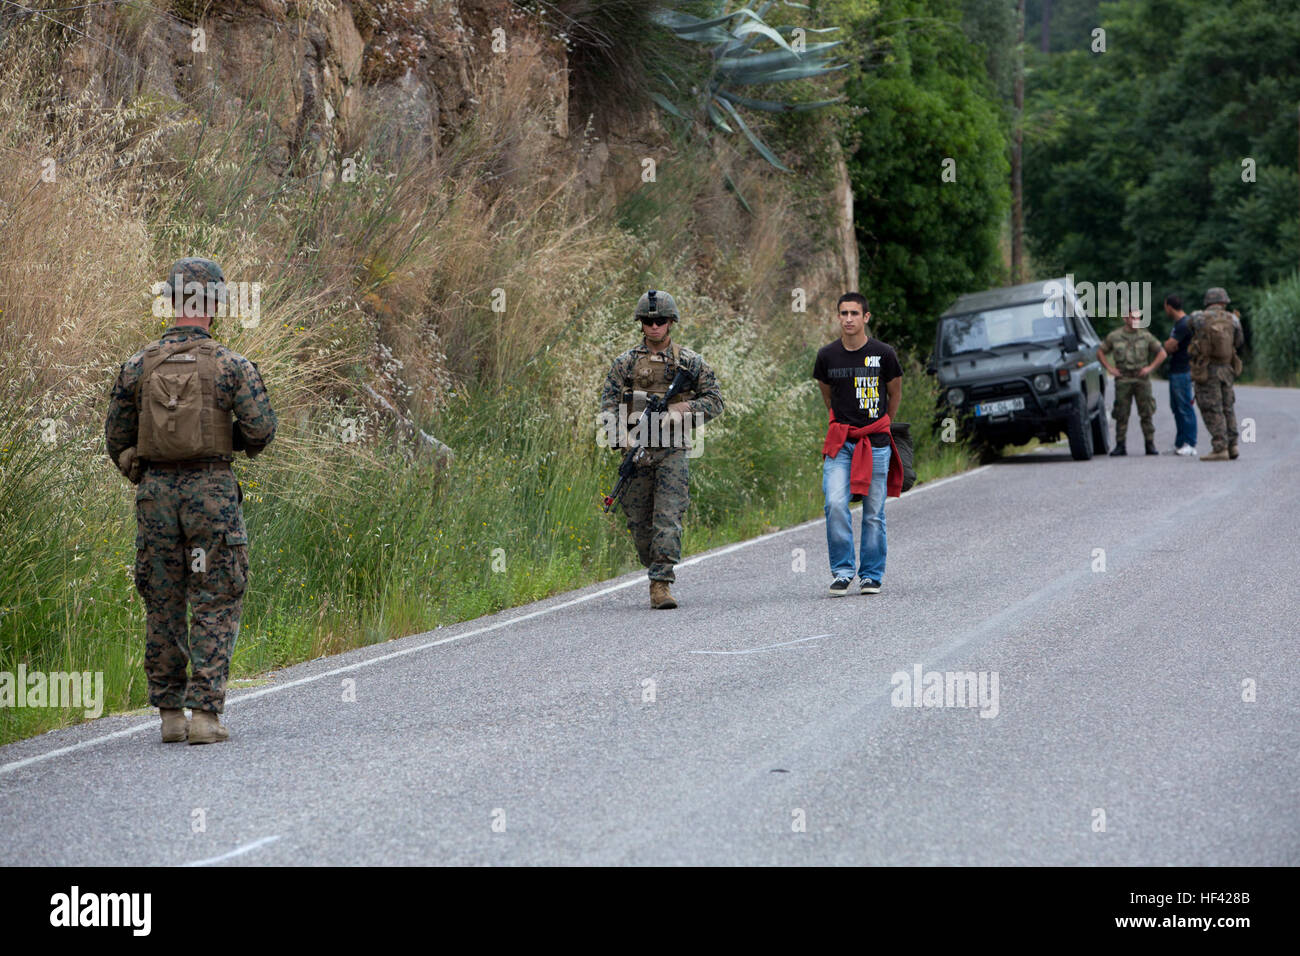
top-left (691, 634), bottom-right (834, 655)
top-left (1, 464), bottom-right (994, 776)
top-left (183, 835), bottom-right (281, 867)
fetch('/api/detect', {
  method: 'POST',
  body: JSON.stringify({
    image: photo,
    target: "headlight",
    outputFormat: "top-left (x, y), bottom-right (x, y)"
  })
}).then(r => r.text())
top-left (1033, 373), bottom-right (1053, 392)
top-left (947, 387), bottom-right (965, 406)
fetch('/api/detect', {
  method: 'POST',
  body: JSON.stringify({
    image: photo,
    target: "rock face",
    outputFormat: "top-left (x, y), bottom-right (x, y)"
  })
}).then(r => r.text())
top-left (57, 0), bottom-right (856, 294)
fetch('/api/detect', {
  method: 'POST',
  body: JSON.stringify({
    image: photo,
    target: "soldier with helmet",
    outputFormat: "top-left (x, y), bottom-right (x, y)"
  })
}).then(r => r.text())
top-left (599, 290), bottom-right (724, 609)
top-left (1187, 287), bottom-right (1245, 461)
top-left (105, 258), bottom-right (276, 744)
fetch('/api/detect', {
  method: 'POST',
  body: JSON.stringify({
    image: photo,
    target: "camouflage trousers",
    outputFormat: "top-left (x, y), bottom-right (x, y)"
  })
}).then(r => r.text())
top-left (1112, 377), bottom-right (1157, 442)
top-left (620, 447), bottom-right (690, 582)
top-left (1194, 364), bottom-right (1238, 454)
top-left (134, 465), bottom-right (249, 713)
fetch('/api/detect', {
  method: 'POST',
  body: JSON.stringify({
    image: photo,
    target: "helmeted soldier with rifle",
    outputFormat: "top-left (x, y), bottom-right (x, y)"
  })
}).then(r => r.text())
top-left (599, 290), bottom-right (724, 609)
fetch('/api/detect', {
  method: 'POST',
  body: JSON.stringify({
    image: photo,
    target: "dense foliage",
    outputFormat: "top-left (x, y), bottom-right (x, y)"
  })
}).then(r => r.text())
top-left (1023, 0), bottom-right (1300, 350)
top-left (829, 0), bottom-right (1012, 350)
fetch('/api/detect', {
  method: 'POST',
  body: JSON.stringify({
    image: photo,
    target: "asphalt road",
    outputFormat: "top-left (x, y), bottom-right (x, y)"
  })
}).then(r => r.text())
top-left (3, 385), bottom-right (1297, 865)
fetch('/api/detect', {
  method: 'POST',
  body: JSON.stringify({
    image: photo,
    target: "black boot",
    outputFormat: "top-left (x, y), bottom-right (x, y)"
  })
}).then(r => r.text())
top-left (1145, 439), bottom-right (1158, 455)
top-left (1110, 441), bottom-right (1126, 457)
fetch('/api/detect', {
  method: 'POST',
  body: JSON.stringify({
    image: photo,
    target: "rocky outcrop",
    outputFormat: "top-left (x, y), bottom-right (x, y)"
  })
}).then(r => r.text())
top-left (55, 0), bottom-right (855, 294)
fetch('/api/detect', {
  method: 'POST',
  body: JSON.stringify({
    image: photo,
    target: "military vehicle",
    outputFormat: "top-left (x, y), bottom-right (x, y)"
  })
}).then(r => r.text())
top-left (927, 277), bottom-right (1109, 461)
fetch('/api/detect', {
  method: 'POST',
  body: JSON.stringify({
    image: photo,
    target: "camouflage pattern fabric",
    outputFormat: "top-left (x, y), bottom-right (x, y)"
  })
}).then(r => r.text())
top-left (600, 336), bottom-right (724, 582)
top-left (1112, 378), bottom-right (1157, 442)
top-left (1101, 327), bottom-right (1162, 377)
top-left (599, 340), bottom-right (725, 425)
top-left (106, 324), bottom-right (275, 714)
top-left (106, 326), bottom-right (276, 464)
top-left (1194, 364), bottom-right (1238, 454)
top-left (620, 447), bottom-right (691, 582)
top-left (135, 467), bottom-right (248, 712)
top-left (163, 257), bottom-right (227, 314)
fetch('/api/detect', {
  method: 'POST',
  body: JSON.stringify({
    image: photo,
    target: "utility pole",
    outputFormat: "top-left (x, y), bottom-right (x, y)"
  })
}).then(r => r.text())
top-left (1011, 0), bottom-right (1026, 284)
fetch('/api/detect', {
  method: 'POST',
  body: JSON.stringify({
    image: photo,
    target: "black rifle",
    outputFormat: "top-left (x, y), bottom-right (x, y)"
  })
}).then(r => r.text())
top-left (602, 367), bottom-right (696, 512)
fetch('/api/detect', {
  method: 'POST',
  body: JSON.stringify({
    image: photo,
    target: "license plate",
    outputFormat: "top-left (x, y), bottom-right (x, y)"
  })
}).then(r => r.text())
top-left (973, 397), bottom-right (1025, 417)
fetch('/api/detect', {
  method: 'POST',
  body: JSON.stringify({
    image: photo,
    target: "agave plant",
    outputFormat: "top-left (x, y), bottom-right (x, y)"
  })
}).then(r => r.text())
top-left (650, 1), bottom-right (844, 171)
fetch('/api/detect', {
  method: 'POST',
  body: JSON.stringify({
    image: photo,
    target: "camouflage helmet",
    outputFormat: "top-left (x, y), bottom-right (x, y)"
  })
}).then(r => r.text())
top-left (634, 289), bottom-right (679, 323)
top-left (163, 257), bottom-right (227, 315)
top-left (1203, 287), bottom-right (1230, 306)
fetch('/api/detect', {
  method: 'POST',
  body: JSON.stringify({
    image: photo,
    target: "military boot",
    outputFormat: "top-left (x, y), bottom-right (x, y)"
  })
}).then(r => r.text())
top-left (188, 710), bottom-right (230, 745)
top-left (1202, 449), bottom-right (1230, 461)
top-left (1228, 444), bottom-right (1239, 460)
top-left (160, 707), bottom-right (188, 743)
top-left (1109, 441), bottom-right (1126, 457)
top-left (1145, 439), bottom-right (1158, 456)
top-left (649, 580), bottom-right (677, 610)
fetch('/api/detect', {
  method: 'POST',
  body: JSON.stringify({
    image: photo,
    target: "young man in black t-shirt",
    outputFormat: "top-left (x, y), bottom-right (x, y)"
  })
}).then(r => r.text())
top-left (1161, 293), bottom-right (1198, 456)
top-left (812, 293), bottom-right (903, 596)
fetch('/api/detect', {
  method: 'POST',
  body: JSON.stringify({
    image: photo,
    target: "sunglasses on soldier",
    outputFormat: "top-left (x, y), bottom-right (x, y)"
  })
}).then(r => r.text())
top-left (640, 317), bottom-right (671, 326)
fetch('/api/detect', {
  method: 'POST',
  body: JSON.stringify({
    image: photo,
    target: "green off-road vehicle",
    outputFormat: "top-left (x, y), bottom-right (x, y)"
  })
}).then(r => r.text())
top-left (927, 277), bottom-right (1110, 461)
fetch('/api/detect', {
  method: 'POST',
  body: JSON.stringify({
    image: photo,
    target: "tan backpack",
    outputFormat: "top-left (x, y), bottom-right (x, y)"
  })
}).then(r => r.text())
top-left (1198, 311), bottom-right (1237, 364)
top-left (135, 339), bottom-right (233, 461)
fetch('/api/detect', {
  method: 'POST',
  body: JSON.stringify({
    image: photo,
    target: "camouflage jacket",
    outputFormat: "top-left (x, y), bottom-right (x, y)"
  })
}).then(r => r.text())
top-left (599, 338), bottom-right (725, 423)
top-left (1100, 327), bottom-right (1162, 376)
top-left (105, 325), bottom-right (277, 465)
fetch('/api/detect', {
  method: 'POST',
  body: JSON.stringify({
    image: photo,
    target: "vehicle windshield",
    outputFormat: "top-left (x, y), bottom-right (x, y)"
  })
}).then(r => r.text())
top-left (939, 301), bottom-right (1067, 358)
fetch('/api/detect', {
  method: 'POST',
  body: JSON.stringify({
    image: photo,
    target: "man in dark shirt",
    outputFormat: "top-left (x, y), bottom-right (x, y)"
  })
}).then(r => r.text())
top-left (812, 293), bottom-right (904, 597)
top-left (1161, 293), bottom-right (1198, 456)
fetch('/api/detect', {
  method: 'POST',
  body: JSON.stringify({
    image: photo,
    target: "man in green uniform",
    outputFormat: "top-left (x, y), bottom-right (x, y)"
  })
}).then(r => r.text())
top-left (1098, 308), bottom-right (1167, 456)
top-left (1188, 287), bottom-right (1245, 462)
top-left (105, 258), bottom-right (277, 744)
top-left (599, 290), bottom-right (724, 609)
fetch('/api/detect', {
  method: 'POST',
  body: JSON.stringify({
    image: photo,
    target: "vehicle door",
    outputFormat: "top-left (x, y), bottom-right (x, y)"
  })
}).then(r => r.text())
top-left (1068, 294), bottom-right (1104, 412)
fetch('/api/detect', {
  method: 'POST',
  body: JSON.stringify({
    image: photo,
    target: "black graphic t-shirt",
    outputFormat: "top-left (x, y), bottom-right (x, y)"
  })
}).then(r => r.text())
top-left (1168, 315), bottom-right (1192, 374)
top-left (813, 337), bottom-right (903, 447)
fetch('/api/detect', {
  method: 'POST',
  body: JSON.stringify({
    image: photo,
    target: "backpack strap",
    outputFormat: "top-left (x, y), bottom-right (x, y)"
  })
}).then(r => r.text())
top-left (135, 339), bottom-right (204, 408)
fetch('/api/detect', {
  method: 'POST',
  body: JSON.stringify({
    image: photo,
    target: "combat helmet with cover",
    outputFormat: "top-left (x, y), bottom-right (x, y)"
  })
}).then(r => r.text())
top-left (634, 289), bottom-right (679, 323)
top-left (163, 256), bottom-right (228, 317)
top-left (1203, 287), bottom-right (1230, 307)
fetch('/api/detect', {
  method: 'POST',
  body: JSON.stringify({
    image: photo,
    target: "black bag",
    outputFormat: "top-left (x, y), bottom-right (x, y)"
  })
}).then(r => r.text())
top-left (890, 421), bottom-right (916, 493)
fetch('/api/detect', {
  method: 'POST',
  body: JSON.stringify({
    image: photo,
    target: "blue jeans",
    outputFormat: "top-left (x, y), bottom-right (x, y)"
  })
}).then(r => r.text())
top-left (1169, 372), bottom-right (1197, 448)
top-left (823, 441), bottom-right (890, 582)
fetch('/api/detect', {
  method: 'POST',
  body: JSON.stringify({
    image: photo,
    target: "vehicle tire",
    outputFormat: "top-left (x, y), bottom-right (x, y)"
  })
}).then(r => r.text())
top-left (1090, 403), bottom-right (1110, 455)
top-left (1065, 397), bottom-right (1094, 460)
top-left (973, 435), bottom-right (1001, 463)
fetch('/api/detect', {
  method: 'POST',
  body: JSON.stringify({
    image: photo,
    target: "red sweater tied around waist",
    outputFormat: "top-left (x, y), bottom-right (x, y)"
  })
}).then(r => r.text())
top-left (821, 414), bottom-right (904, 498)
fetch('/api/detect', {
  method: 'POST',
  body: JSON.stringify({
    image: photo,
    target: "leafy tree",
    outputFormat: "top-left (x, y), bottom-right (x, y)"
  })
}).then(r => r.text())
top-left (829, 0), bottom-right (1011, 349)
top-left (1024, 0), bottom-right (1300, 339)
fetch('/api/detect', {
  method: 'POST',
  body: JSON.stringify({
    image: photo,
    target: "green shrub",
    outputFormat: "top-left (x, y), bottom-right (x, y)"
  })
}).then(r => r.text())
top-left (1252, 270), bottom-right (1300, 385)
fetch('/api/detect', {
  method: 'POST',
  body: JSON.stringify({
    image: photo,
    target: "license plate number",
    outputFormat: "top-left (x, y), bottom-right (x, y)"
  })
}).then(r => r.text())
top-left (974, 397), bottom-right (1025, 416)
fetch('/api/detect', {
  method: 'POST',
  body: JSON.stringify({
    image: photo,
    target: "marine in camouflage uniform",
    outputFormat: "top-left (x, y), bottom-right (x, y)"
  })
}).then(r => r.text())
top-left (105, 258), bottom-right (276, 744)
top-left (1188, 287), bottom-right (1245, 461)
top-left (1098, 309), bottom-right (1166, 456)
top-left (599, 290), bottom-right (723, 609)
